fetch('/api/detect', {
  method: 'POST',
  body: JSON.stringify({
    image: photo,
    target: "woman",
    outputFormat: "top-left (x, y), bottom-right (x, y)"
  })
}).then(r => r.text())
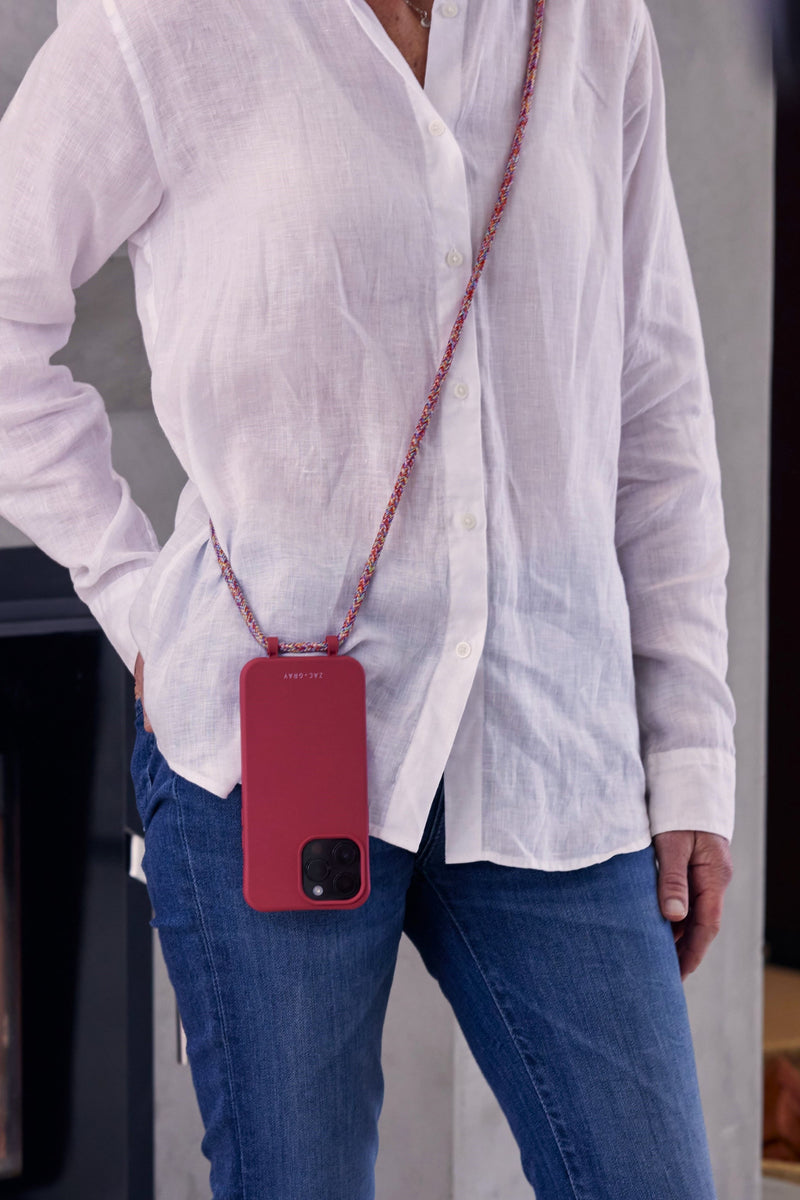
top-left (0, 0), bottom-right (736, 1195)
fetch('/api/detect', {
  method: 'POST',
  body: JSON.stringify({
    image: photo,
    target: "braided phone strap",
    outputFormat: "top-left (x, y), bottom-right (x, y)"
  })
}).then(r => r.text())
top-left (210, 0), bottom-right (546, 656)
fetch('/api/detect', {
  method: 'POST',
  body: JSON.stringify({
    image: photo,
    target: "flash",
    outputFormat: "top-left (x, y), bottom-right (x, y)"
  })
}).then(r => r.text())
top-left (312, 885), bottom-right (324, 897)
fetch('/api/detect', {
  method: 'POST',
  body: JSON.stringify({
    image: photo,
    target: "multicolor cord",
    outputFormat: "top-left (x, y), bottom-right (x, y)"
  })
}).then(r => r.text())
top-left (210, 0), bottom-right (547, 657)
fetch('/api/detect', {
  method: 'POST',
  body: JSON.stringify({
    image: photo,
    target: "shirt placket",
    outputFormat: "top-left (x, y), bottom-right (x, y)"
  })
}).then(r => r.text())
top-left (346, 0), bottom-right (488, 853)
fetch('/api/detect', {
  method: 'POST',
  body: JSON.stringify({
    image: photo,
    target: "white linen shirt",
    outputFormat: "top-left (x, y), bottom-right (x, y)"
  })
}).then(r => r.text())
top-left (0, 0), bottom-right (737, 868)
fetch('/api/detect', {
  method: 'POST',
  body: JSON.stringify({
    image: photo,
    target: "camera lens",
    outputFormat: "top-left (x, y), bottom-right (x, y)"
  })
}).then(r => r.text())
top-left (331, 840), bottom-right (359, 866)
top-left (333, 870), bottom-right (358, 896)
top-left (305, 858), bottom-right (329, 882)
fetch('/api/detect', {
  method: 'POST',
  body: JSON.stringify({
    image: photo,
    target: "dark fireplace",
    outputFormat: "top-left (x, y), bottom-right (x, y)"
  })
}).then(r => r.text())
top-left (0, 546), bottom-right (153, 1200)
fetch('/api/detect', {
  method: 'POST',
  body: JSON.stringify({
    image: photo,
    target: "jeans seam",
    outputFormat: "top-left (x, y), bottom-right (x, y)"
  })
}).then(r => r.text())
top-left (174, 775), bottom-right (248, 1199)
top-left (590, 864), bottom-right (714, 1199)
top-left (417, 868), bottom-right (581, 1199)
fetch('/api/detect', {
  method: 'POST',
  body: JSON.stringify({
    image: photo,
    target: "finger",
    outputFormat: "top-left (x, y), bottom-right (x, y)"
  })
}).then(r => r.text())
top-left (675, 870), bottom-right (726, 978)
top-left (653, 832), bottom-right (693, 923)
top-left (662, 894), bottom-right (688, 923)
top-left (676, 921), bottom-right (716, 980)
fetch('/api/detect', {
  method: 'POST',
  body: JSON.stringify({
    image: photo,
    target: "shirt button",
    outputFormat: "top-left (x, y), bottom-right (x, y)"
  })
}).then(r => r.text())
top-left (461, 512), bottom-right (477, 530)
top-left (428, 118), bottom-right (446, 137)
top-left (453, 381), bottom-right (469, 398)
top-left (440, 2), bottom-right (459, 15)
top-left (446, 248), bottom-right (464, 267)
top-left (456, 641), bottom-right (472, 659)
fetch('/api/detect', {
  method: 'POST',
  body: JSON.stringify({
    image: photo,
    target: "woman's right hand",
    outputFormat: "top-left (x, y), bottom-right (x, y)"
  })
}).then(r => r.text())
top-left (134, 651), bottom-right (154, 732)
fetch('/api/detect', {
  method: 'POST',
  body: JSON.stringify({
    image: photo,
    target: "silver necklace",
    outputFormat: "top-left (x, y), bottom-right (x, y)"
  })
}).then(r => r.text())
top-left (401, 0), bottom-right (432, 27)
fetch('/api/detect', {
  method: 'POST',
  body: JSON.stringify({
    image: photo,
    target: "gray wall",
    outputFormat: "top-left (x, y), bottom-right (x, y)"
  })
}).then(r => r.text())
top-left (0, 1), bottom-right (774, 1197)
top-left (649, 0), bottom-right (773, 1196)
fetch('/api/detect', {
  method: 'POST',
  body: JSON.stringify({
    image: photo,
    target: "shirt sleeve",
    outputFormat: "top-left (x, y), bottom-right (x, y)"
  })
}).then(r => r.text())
top-left (0, 0), bottom-right (165, 673)
top-left (615, 3), bottom-right (737, 843)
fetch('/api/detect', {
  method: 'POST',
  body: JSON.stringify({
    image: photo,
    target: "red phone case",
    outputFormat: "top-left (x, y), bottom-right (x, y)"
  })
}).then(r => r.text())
top-left (240, 652), bottom-right (370, 911)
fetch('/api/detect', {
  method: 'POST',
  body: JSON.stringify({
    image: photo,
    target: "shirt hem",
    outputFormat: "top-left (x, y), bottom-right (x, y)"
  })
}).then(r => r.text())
top-left (153, 751), bottom-right (236, 800)
top-left (368, 824), bottom-right (654, 871)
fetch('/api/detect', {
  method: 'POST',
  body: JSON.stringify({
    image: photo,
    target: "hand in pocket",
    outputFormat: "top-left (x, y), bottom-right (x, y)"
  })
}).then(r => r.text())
top-left (134, 651), bottom-right (154, 732)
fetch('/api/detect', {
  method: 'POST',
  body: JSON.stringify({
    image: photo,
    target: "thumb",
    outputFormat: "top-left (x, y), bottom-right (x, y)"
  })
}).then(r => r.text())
top-left (653, 830), bottom-right (693, 921)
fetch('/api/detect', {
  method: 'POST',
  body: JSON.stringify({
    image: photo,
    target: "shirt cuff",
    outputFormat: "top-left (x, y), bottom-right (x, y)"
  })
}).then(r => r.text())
top-left (644, 747), bottom-right (736, 843)
top-left (81, 558), bottom-right (157, 675)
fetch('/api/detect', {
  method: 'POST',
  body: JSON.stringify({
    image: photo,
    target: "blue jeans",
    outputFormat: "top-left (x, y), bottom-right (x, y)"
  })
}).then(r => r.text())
top-left (131, 699), bottom-right (718, 1200)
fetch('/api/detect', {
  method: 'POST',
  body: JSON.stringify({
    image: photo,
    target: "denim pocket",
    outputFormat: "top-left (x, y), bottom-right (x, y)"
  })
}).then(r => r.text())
top-left (131, 698), bottom-right (159, 831)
